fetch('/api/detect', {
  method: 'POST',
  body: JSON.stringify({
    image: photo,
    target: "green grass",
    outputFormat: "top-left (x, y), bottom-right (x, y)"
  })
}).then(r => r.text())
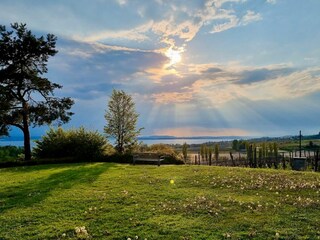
top-left (1, 163), bottom-right (320, 239)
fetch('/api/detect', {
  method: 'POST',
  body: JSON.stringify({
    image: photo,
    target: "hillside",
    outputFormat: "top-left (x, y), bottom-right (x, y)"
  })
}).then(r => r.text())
top-left (0, 163), bottom-right (320, 239)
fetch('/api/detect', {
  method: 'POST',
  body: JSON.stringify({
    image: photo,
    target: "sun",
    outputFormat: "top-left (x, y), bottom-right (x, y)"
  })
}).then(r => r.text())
top-left (165, 47), bottom-right (182, 65)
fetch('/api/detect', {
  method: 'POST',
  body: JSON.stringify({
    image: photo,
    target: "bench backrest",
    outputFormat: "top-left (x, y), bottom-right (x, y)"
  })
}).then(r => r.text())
top-left (134, 153), bottom-right (160, 159)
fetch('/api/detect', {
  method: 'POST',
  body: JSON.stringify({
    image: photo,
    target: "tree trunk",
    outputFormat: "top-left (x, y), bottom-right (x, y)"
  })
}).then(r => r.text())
top-left (23, 124), bottom-right (31, 161)
top-left (22, 102), bottom-right (31, 161)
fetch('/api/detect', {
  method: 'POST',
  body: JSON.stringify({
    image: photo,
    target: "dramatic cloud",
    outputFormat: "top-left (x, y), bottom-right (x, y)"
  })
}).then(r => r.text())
top-left (49, 39), bottom-right (168, 99)
top-left (142, 63), bottom-right (320, 105)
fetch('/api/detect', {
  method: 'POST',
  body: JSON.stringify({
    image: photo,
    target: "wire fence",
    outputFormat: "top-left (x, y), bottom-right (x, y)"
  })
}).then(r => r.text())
top-left (186, 149), bottom-right (320, 171)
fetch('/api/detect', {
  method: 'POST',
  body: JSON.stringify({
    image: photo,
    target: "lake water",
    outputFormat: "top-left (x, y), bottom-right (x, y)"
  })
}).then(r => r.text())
top-left (0, 136), bottom-right (239, 148)
top-left (137, 138), bottom-right (236, 145)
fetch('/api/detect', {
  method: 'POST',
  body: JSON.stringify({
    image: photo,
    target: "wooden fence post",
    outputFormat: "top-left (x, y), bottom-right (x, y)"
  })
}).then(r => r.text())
top-left (315, 150), bottom-right (319, 172)
top-left (253, 147), bottom-right (257, 168)
top-left (230, 152), bottom-right (235, 166)
top-left (282, 153), bottom-right (286, 170)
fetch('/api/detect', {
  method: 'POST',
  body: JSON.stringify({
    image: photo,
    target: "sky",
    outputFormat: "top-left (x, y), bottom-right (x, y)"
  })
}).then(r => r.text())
top-left (1, 0), bottom-right (320, 138)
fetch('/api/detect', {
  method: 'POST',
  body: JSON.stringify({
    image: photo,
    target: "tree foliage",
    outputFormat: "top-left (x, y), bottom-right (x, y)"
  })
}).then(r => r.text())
top-left (0, 146), bottom-right (24, 162)
top-left (104, 89), bottom-right (142, 154)
top-left (232, 139), bottom-right (239, 151)
top-left (214, 144), bottom-right (219, 161)
top-left (200, 144), bottom-right (206, 161)
top-left (0, 23), bottom-right (74, 160)
top-left (182, 142), bottom-right (188, 162)
top-left (208, 146), bottom-right (213, 166)
top-left (33, 127), bottom-right (109, 161)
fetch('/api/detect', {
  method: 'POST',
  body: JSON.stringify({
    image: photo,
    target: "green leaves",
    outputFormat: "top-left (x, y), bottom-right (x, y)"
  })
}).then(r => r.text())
top-left (0, 23), bottom-right (73, 160)
top-left (33, 127), bottom-right (109, 160)
top-left (104, 89), bottom-right (142, 154)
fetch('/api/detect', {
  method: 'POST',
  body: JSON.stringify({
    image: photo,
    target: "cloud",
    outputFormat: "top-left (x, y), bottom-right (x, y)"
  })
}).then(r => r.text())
top-left (67, 0), bottom-right (266, 57)
top-left (266, 0), bottom-right (276, 4)
top-left (256, 67), bottom-right (320, 99)
top-left (0, 0), bottom-right (267, 54)
top-left (211, 10), bottom-right (262, 33)
top-left (138, 62), bottom-right (320, 106)
top-left (116, 0), bottom-right (127, 6)
top-left (236, 67), bottom-right (294, 84)
top-left (79, 21), bottom-right (154, 42)
top-left (241, 11), bottom-right (262, 26)
top-left (56, 39), bottom-right (305, 107)
top-left (212, 0), bottom-right (248, 8)
top-left (211, 16), bottom-right (239, 33)
top-left (49, 38), bottom-right (168, 99)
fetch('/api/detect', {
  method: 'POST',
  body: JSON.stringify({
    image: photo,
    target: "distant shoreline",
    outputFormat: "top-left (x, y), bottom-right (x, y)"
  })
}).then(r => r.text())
top-left (0, 136), bottom-right (243, 147)
top-left (1, 133), bottom-right (318, 147)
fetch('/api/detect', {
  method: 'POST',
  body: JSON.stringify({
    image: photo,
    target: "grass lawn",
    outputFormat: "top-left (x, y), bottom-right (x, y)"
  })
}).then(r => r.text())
top-left (0, 163), bottom-right (320, 239)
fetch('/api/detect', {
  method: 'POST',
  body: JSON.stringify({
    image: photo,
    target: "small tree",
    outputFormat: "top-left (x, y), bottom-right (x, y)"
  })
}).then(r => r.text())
top-left (208, 146), bottom-right (213, 166)
top-left (258, 147), bottom-right (263, 168)
top-left (200, 144), bottom-right (206, 162)
top-left (0, 23), bottom-right (74, 161)
top-left (104, 89), bottom-right (142, 154)
top-left (232, 139), bottom-right (239, 151)
top-left (247, 144), bottom-right (253, 167)
top-left (273, 142), bottom-right (279, 169)
top-left (214, 144), bottom-right (219, 161)
top-left (205, 145), bottom-right (208, 162)
top-left (261, 142), bottom-right (267, 159)
top-left (182, 142), bottom-right (188, 162)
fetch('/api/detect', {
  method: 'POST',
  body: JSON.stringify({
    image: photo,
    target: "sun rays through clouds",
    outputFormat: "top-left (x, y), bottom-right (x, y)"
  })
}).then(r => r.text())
top-left (2, 0), bottom-right (320, 136)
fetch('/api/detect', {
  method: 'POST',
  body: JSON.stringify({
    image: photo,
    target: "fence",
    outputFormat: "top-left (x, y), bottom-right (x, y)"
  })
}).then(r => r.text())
top-left (186, 149), bottom-right (320, 171)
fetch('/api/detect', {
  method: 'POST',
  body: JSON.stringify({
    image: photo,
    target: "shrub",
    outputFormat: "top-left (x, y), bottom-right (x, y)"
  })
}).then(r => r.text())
top-left (33, 127), bottom-right (110, 161)
top-left (105, 153), bottom-right (133, 163)
top-left (0, 146), bottom-right (24, 162)
top-left (147, 143), bottom-right (176, 155)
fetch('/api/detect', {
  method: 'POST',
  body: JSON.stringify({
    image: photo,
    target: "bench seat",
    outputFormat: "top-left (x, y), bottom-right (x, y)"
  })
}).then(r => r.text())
top-left (133, 153), bottom-right (165, 166)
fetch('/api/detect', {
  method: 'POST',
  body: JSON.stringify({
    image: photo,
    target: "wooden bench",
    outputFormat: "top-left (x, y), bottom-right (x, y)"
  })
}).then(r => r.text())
top-left (133, 153), bottom-right (165, 166)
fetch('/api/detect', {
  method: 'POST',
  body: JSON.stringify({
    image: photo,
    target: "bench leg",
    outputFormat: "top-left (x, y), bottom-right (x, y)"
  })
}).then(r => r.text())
top-left (158, 159), bottom-right (160, 167)
top-left (133, 159), bottom-right (135, 165)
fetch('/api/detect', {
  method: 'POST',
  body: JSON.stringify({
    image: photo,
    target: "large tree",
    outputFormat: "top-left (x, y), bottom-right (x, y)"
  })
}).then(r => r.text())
top-left (0, 23), bottom-right (74, 161)
top-left (104, 89), bottom-right (142, 154)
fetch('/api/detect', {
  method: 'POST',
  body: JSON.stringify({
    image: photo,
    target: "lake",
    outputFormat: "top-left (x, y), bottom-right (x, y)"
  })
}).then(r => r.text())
top-left (0, 136), bottom-right (241, 148)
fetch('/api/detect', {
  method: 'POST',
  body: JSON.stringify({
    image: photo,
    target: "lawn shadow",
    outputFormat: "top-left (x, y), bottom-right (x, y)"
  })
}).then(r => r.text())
top-left (1, 162), bottom-right (92, 173)
top-left (0, 163), bottom-right (112, 214)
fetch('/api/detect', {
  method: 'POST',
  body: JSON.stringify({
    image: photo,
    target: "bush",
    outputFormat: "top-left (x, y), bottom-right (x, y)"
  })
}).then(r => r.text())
top-left (0, 146), bottom-right (24, 162)
top-left (148, 144), bottom-right (184, 164)
top-left (33, 127), bottom-right (110, 161)
top-left (161, 155), bottom-right (184, 165)
top-left (140, 143), bottom-right (176, 155)
top-left (105, 153), bottom-right (133, 163)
